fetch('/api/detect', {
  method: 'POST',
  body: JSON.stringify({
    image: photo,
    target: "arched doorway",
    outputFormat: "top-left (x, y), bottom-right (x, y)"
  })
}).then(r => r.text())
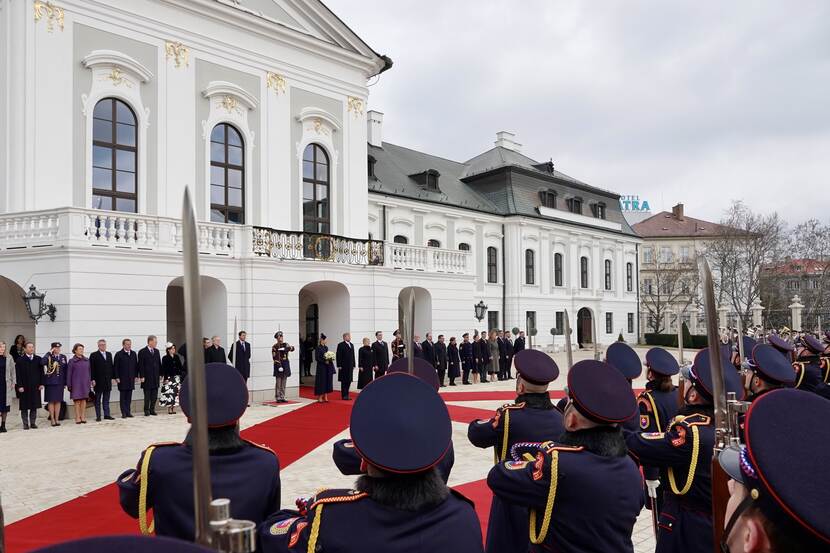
top-left (166, 276), bottom-right (228, 347)
top-left (398, 287), bottom-right (432, 337)
top-left (577, 307), bottom-right (593, 346)
top-left (0, 276), bottom-right (35, 353)
top-left (298, 281), bottom-right (350, 379)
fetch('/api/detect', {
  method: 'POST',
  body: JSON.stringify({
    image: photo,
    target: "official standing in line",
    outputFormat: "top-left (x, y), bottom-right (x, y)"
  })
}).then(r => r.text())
top-left (159, 343), bottom-right (185, 415)
top-left (435, 334), bottom-right (448, 387)
top-left (469, 349), bottom-right (566, 553)
top-left (15, 341), bottom-right (43, 429)
top-left (390, 329), bottom-right (405, 361)
top-left (487, 359), bottom-right (644, 552)
top-left (371, 331), bottom-right (389, 378)
top-left (497, 331), bottom-right (507, 381)
top-left (422, 332), bottom-right (436, 369)
top-left (412, 334), bottom-right (424, 358)
top-left (114, 338), bottom-right (138, 418)
top-left (259, 372), bottom-right (483, 552)
top-left (117, 362), bottom-right (281, 540)
top-left (314, 334), bottom-right (334, 403)
top-left (204, 336), bottom-right (225, 364)
top-left (514, 330), bottom-right (526, 353)
top-left (137, 336), bottom-right (162, 416)
top-left (89, 339), bottom-right (115, 422)
top-left (460, 333), bottom-right (474, 385)
top-left (228, 330), bottom-right (251, 383)
top-left (718, 389), bottom-right (830, 552)
top-left (67, 344), bottom-right (92, 424)
top-left (487, 330), bottom-right (499, 381)
top-left (357, 337), bottom-right (375, 390)
top-left (626, 348), bottom-right (744, 553)
top-left (272, 331), bottom-right (295, 403)
top-left (447, 336), bottom-right (461, 386)
top-left (43, 342), bottom-right (68, 427)
top-left (504, 332), bottom-right (515, 379)
top-left (637, 347), bottom-right (680, 514)
top-left (336, 333), bottom-right (355, 400)
top-left (1, 341), bottom-right (10, 432)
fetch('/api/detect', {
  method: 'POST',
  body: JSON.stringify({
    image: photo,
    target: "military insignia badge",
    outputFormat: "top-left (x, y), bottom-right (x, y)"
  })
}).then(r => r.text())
top-left (505, 460), bottom-right (530, 470)
top-left (640, 414), bottom-right (650, 429)
top-left (288, 521), bottom-right (308, 547)
top-left (270, 517), bottom-right (298, 535)
top-left (532, 452), bottom-right (545, 481)
top-left (641, 432), bottom-right (664, 440)
top-left (671, 426), bottom-right (687, 448)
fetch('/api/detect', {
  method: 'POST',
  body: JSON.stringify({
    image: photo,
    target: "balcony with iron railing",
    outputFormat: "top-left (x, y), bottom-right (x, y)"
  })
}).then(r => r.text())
top-left (0, 209), bottom-right (471, 275)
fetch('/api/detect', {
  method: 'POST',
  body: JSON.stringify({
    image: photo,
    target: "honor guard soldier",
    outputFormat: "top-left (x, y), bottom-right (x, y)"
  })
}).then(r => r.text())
top-left (767, 334), bottom-right (794, 359)
top-left (626, 347), bottom-right (744, 553)
top-left (259, 372), bottom-right (484, 552)
top-left (794, 335), bottom-right (829, 397)
top-left (487, 359), bottom-right (644, 553)
top-left (718, 389), bottom-right (830, 552)
top-left (742, 344), bottom-right (795, 403)
top-left (637, 347), bottom-right (681, 514)
top-left (605, 341), bottom-right (643, 432)
top-left (117, 362), bottom-right (281, 541)
top-left (272, 332), bottom-right (295, 403)
top-left (332, 357), bottom-right (455, 483)
top-left (468, 349), bottom-right (565, 553)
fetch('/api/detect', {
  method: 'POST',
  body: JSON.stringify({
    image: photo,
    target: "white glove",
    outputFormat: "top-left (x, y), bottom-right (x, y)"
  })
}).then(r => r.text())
top-left (646, 479), bottom-right (660, 498)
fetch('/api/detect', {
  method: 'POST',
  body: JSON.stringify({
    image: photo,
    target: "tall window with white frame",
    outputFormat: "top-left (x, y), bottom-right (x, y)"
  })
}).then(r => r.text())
top-left (92, 98), bottom-right (137, 212)
top-left (525, 249), bottom-right (535, 285)
top-left (580, 256), bottom-right (589, 288)
top-left (627, 313), bottom-right (634, 333)
top-left (302, 144), bottom-right (330, 234)
top-left (606, 312), bottom-right (613, 334)
top-left (209, 123), bottom-right (245, 224)
top-left (554, 252), bottom-right (563, 287)
top-left (487, 247), bottom-right (498, 284)
top-left (626, 262), bottom-right (633, 292)
top-left (604, 259), bottom-right (612, 290)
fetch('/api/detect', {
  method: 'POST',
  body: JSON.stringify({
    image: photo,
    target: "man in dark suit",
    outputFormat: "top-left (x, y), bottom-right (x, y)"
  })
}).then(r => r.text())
top-left (504, 333), bottom-right (515, 380)
top-left (90, 339), bottom-right (115, 421)
top-left (228, 330), bottom-right (251, 382)
top-left (137, 335), bottom-right (162, 416)
top-left (206, 336), bottom-right (226, 364)
top-left (14, 341), bottom-right (43, 429)
top-left (336, 333), bottom-right (356, 400)
top-left (114, 338), bottom-right (138, 418)
top-left (435, 334), bottom-right (448, 387)
top-left (497, 331), bottom-right (507, 381)
top-left (514, 331), bottom-right (526, 353)
top-left (422, 333), bottom-right (436, 369)
top-left (412, 336), bottom-right (424, 359)
top-left (371, 331), bottom-right (390, 378)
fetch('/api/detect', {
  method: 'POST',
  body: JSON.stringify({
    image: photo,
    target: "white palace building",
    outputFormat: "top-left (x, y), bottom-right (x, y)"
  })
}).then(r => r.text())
top-left (0, 0), bottom-right (640, 400)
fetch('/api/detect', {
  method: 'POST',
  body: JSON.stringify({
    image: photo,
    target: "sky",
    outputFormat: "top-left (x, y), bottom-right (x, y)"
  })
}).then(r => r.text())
top-left (324, 0), bottom-right (830, 224)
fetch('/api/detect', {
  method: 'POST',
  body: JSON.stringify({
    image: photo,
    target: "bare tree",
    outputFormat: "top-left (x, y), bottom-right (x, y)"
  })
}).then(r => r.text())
top-left (640, 257), bottom-right (700, 334)
top-left (706, 201), bottom-right (785, 328)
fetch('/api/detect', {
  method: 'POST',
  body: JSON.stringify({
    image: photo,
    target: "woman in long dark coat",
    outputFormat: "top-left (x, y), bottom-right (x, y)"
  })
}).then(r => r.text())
top-left (447, 336), bottom-right (461, 387)
top-left (10, 335), bottom-right (26, 362)
top-left (1, 341), bottom-right (11, 432)
top-left (14, 342), bottom-right (43, 429)
top-left (357, 338), bottom-right (375, 390)
top-left (159, 343), bottom-right (184, 414)
top-left (314, 334), bottom-right (335, 403)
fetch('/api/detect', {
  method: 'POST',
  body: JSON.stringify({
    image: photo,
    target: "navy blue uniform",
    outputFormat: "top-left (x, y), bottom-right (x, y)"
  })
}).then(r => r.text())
top-left (637, 382), bottom-right (680, 513)
top-left (625, 408), bottom-right (714, 553)
top-left (488, 439), bottom-right (643, 553)
top-left (460, 340), bottom-right (474, 384)
top-left (117, 440), bottom-right (280, 541)
top-left (794, 359), bottom-right (823, 394)
top-left (332, 438), bottom-right (455, 483)
top-left (259, 487), bottom-right (483, 553)
top-left (468, 395), bottom-right (565, 553)
top-left (114, 348), bottom-right (138, 417)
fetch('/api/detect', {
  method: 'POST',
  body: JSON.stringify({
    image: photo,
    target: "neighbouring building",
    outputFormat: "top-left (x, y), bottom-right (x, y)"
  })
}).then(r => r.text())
top-left (760, 258), bottom-right (830, 330)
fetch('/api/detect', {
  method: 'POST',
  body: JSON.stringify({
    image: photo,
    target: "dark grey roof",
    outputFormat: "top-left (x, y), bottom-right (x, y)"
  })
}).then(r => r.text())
top-left (463, 146), bottom-right (585, 186)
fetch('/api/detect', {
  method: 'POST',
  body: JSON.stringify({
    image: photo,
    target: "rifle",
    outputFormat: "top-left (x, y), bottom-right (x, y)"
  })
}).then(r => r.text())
top-left (563, 309), bottom-right (574, 370)
top-left (398, 289), bottom-right (415, 375)
top-left (182, 187), bottom-right (256, 552)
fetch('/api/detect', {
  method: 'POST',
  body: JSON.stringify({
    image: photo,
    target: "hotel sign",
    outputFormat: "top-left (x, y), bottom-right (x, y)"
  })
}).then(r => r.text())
top-left (619, 195), bottom-right (651, 212)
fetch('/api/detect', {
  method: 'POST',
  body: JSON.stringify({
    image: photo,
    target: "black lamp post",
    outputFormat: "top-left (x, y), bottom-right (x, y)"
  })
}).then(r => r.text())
top-left (22, 284), bottom-right (57, 323)
top-left (474, 300), bottom-right (487, 322)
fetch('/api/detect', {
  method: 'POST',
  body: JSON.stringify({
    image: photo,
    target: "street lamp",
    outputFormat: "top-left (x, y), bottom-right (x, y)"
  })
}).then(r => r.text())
top-left (22, 284), bottom-right (57, 323)
top-left (474, 300), bottom-right (487, 322)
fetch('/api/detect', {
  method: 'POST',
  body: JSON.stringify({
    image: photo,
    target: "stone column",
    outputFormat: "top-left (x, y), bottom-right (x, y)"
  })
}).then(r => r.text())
top-left (750, 299), bottom-right (764, 327)
top-left (789, 295), bottom-right (805, 331)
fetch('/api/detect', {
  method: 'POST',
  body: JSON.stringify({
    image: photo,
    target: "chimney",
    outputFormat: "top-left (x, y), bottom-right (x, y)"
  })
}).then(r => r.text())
top-left (672, 203), bottom-right (685, 220)
top-left (494, 131), bottom-right (522, 152)
top-left (367, 110), bottom-right (384, 148)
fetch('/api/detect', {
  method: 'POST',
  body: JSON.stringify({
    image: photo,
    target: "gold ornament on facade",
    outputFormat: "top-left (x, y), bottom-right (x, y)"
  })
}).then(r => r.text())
top-left (104, 67), bottom-right (131, 88)
top-left (266, 72), bottom-right (286, 94)
top-left (221, 95), bottom-right (239, 114)
top-left (311, 118), bottom-right (330, 136)
top-left (34, 1), bottom-right (65, 32)
top-left (347, 96), bottom-right (364, 116)
top-left (165, 41), bottom-right (189, 68)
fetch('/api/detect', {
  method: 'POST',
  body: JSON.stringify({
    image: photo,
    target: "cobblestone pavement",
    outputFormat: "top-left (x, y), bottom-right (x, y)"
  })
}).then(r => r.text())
top-left (1, 345), bottom-right (679, 552)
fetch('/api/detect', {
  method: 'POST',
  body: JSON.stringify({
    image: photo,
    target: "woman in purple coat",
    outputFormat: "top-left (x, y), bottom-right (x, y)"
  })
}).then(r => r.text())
top-left (67, 343), bottom-right (92, 424)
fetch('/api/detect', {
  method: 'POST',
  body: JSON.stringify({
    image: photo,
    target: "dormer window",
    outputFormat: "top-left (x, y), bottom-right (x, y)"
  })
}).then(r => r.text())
top-left (566, 197), bottom-right (583, 214)
top-left (539, 189), bottom-right (557, 209)
top-left (410, 169), bottom-right (440, 192)
top-left (368, 155), bottom-right (377, 179)
top-left (591, 202), bottom-right (607, 219)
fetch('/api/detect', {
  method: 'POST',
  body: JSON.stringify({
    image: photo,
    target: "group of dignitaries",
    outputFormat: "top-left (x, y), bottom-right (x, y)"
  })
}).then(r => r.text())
top-left (108, 327), bottom-right (830, 553)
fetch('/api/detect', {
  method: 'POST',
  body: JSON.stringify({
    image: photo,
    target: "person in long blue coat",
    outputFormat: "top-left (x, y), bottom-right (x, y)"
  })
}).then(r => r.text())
top-left (259, 373), bottom-right (483, 553)
top-left (114, 338), bottom-right (138, 418)
top-left (460, 333), bottom-right (474, 385)
top-left (447, 336), bottom-right (461, 386)
top-left (137, 336), bottom-right (162, 417)
top-left (469, 349), bottom-right (565, 553)
top-left (626, 348), bottom-right (744, 553)
top-left (314, 334), bottom-right (334, 402)
top-left (117, 363), bottom-right (280, 541)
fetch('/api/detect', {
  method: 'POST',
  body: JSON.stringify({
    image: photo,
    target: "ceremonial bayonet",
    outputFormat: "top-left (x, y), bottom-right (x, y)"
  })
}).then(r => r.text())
top-left (398, 288), bottom-right (415, 375)
top-left (736, 315), bottom-right (745, 364)
top-left (591, 315), bottom-right (600, 361)
top-left (676, 309), bottom-right (685, 365)
top-left (563, 309), bottom-right (574, 369)
top-left (229, 316), bottom-right (238, 368)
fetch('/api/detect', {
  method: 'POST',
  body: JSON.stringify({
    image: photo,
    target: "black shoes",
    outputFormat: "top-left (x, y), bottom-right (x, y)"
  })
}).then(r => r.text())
top-left (96, 417), bottom-right (102, 422)
top-left (0, 424), bottom-right (6, 433)
top-left (150, 411), bottom-right (158, 416)
top-left (105, 415), bottom-right (115, 420)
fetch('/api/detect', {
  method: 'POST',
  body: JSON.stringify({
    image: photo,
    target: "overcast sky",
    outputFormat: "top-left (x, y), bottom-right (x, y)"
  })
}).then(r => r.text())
top-left (325, 0), bottom-right (830, 224)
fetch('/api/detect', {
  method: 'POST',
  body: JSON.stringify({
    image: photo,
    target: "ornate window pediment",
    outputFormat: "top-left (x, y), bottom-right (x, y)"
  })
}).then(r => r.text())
top-left (201, 81), bottom-right (258, 143)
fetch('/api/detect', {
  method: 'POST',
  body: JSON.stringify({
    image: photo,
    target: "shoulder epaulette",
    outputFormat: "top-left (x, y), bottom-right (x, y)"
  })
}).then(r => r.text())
top-left (673, 413), bottom-right (711, 427)
top-left (501, 402), bottom-right (526, 411)
top-left (310, 489), bottom-right (368, 509)
top-left (540, 442), bottom-right (584, 455)
top-left (148, 441), bottom-right (180, 449)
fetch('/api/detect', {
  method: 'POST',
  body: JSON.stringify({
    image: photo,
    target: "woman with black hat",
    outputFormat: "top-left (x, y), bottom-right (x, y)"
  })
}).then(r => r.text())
top-left (159, 343), bottom-right (184, 415)
top-left (43, 342), bottom-right (68, 427)
top-left (314, 334), bottom-right (334, 403)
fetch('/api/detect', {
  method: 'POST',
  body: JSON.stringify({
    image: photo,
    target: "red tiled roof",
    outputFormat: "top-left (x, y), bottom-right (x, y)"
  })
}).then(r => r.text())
top-left (762, 258), bottom-right (829, 276)
top-left (632, 211), bottom-right (726, 238)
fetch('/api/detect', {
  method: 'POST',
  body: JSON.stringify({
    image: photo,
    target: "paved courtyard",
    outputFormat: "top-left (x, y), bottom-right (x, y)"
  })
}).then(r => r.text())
top-left (1, 346), bottom-right (679, 552)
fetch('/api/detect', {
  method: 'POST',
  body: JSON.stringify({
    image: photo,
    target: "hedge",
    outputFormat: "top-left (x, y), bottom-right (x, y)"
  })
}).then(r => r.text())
top-left (643, 333), bottom-right (708, 349)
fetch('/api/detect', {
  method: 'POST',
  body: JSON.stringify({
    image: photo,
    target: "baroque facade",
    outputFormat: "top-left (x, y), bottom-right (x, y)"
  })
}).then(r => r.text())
top-left (0, 0), bottom-right (639, 400)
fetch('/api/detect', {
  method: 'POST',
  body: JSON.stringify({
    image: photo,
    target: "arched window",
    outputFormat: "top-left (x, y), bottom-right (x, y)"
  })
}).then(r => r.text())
top-left (303, 144), bottom-right (330, 234)
top-left (393, 235), bottom-right (408, 244)
top-left (209, 123), bottom-right (245, 224)
top-left (487, 247), bottom-right (498, 283)
top-left (554, 253), bottom-right (563, 287)
top-left (427, 239), bottom-right (441, 248)
top-left (604, 259), bottom-right (612, 290)
top-left (525, 249), bottom-right (535, 285)
top-left (458, 242), bottom-right (471, 251)
top-left (626, 262), bottom-right (633, 292)
top-left (92, 98), bottom-right (137, 212)
top-left (580, 256), bottom-right (589, 289)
